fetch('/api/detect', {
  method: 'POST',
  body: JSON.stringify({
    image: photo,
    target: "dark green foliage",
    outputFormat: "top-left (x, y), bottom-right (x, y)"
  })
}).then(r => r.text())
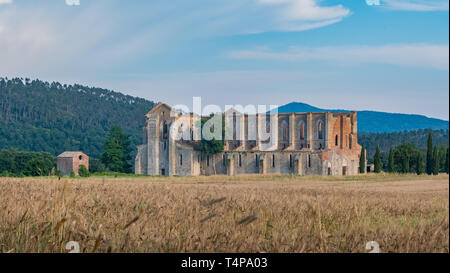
top-left (70, 170), bottom-right (76, 178)
top-left (374, 147), bottom-right (382, 173)
top-left (199, 115), bottom-right (224, 155)
top-left (392, 142), bottom-right (420, 174)
top-left (100, 126), bottom-right (132, 173)
top-left (0, 150), bottom-right (55, 177)
top-left (446, 148), bottom-right (449, 174)
top-left (388, 148), bottom-right (395, 173)
top-left (89, 158), bottom-right (105, 173)
top-left (359, 129), bottom-right (449, 160)
top-left (416, 153), bottom-right (424, 175)
top-left (426, 133), bottom-right (433, 175)
top-left (359, 146), bottom-right (366, 174)
top-left (432, 147), bottom-right (439, 175)
top-left (0, 77), bottom-right (155, 160)
top-left (78, 165), bottom-right (90, 177)
top-left (401, 151), bottom-right (410, 173)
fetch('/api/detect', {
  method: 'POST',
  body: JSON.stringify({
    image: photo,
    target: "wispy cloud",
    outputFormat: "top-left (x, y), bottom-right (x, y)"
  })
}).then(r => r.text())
top-left (228, 44), bottom-right (450, 70)
top-left (256, 0), bottom-right (350, 32)
top-left (382, 0), bottom-right (449, 11)
top-left (0, 0), bottom-right (13, 4)
top-left (0, 0), bottom-right (352, 76)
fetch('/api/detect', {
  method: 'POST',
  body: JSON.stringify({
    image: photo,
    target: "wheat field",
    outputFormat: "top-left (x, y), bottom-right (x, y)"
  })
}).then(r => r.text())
top-left (0, 174), bottom-right (448, 253)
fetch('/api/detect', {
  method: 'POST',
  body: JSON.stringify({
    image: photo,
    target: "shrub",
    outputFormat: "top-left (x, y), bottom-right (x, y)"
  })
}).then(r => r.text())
top-left (78, 165), bottom-right (90, 177)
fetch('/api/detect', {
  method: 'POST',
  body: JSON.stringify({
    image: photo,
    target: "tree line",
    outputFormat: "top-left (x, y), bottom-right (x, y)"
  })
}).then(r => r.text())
top-left (0, 77), bottom-right (155, 161)
top-left (0, 125), bottom-right (133, 177)
top-left (360, 133), bottom-right (449, 175)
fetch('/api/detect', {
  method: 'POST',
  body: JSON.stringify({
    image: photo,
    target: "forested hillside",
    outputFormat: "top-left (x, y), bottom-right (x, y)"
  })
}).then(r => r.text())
top-left (0, 78), bottom-right (155, 158)
top-left (359, 129), bottom-right (449, 159)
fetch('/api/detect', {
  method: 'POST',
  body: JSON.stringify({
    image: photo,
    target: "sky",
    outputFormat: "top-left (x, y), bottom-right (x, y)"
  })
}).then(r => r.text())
top-left (0, 0), bottom-right (448, 119)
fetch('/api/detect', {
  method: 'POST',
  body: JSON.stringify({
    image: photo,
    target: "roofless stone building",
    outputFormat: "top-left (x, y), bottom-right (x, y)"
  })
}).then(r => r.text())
top-left (57, 151), bottom-right (89, 176)
top-left (135, 103), bottom-right (365, 176)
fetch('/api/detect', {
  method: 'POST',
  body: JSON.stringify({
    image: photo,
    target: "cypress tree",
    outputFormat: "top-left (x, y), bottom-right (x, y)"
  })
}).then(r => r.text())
top-left (445, 148), bottom-right (449, 175)
top-left (359, 146), bottom-right (366, 174)
top-left (401, 150), bottom-right (409, 173)
top-left (374, 147), bottom-right (382, 173)
top-left (388, 148), bottom-right (395, 173)
top-left (416, 153), bottom-right (424, 175)
top-left (432, 147), bottom-right (439, 175)
top-left (426, 133), bottom-right (433, 175)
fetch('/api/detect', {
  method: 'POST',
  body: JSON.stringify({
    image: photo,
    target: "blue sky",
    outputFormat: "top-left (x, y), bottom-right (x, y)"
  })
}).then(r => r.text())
top-left (0, 0), bottom-right (448, 119)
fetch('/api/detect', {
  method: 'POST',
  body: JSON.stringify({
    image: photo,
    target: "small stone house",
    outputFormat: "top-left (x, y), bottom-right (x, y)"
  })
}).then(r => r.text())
top-left (57, 151), bottom-right (89, 176)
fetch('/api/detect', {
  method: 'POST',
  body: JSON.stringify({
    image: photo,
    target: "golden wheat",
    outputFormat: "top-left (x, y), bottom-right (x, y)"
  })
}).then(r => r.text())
top-left (0, 174), bottom-right (448, 253)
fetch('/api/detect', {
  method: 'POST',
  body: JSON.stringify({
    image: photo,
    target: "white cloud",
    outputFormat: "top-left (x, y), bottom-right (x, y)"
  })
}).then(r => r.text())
top-left (255, 0), bottom-right (350, 32)
top-left (228, 44), bottom-right (450, 70)
top-left (0, 0), bottom-right (13, 4)
top-left (382, 0), bottom-right (449, 11)
top-left (260, 0), bottom-right (349, 21)
top-left (0, 0), bottom-right (352, 77)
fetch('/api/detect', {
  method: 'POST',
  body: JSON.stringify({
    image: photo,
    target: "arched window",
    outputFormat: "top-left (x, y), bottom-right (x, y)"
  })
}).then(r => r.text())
top-left (300, 122), bottom-right (305, 140)
top-left (318, 121), bottom-right (324, 140)
top-left (163, 122), bottom-right (168, 139)
top-left (289, 155), bottom-right (293, 169)
top-left (308, 154), bottom-right (311, 168)
top-left (335, 135), bottom-right (339, 146)
top-left (282, 123), bottom-right (288, 141)
top-left (239, 154), bottom-right (242, 167)
top-left (272, 154), bottom-right (275, 168)
top-left (179, 154), bottom-right (183, 166)
top-left (233, 112), bottom-right (237, 140)
top-left (266, 116), bottom-right (271, 133)
top-left (349, 135), bottom-right (353, 149)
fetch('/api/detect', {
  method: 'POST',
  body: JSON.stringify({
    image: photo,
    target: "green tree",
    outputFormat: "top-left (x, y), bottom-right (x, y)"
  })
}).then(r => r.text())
top-left (70, 170), bottom-right (76, 178)
top-left (199, 115), bottom-right (225, 175)
top-left (374, 147), bottom-right (382, 173)
top-left (23, 158), bottom-right (49, 176)
top-left (426, 133), bottom-right (433, 175)
top-left (89, 158), bottom-right (105, 173)
top-left (359, 146), bottom-right (366, 174)
top-left (388, 148), bottom-right (395, 173)
top-left (416, 153), bottom-right (424, 175)
top-left (432, 147), bottom-right (439, 175)
top-left (78, 165), bottom-right (90, 177)
top-left (401, 150), bottom-right (410, 173)
top-left (100, 126), bottom-right (132, 173)
top-left (445, 147), bottom-right (449, 174)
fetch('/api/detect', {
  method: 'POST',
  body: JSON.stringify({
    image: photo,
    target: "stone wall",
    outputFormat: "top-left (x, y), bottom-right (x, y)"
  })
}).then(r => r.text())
top-left (136, 102), bottom-right (363, 177)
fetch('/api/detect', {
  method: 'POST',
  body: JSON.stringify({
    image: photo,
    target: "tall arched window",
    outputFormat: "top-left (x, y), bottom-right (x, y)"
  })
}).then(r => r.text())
top-left (318, 121), bottom-right (324, 140)
top-left (272, 154), bottom-right (275, 168)
top-left (300, 122), bottom-right (305, 140)
top-left (335, 135), bottom-right (339, 146)
top-left (349, 135), bottom-right (352, 149)
top-left (282, 123), bottom-right (288, 141)
top-left (163, 122), bottom-right (168, 139)
top-left (179, 154), bottom-right (183, 166)
top-left (233, 113), bottom-right (237, 140)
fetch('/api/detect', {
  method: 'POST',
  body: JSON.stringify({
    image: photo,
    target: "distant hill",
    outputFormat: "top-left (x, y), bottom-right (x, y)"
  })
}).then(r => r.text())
top-left (273, 102), bottom-right (449, 133)
top-left (0, 78), bottom-right (155, 159)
